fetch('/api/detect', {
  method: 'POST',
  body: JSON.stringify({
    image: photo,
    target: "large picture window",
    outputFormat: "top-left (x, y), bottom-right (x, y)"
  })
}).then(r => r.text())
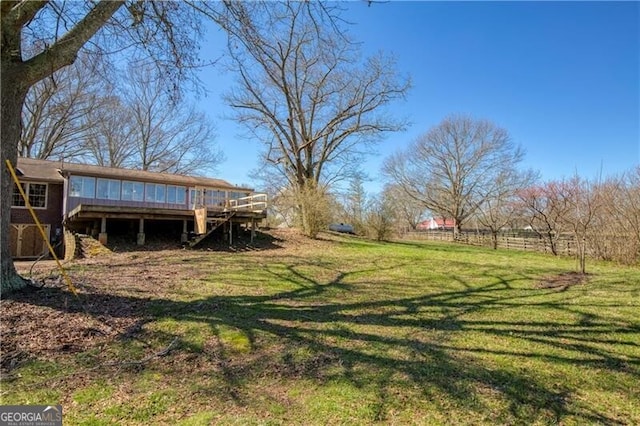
top-left (121, 181), bottom-right (144, 201)
top-left (166, 185), bottom-right (186, 205)
top-left (205, 189), bottom-right (226, 207)
top-left (145, 183), bottom-right (166, 203)
top-left (69, 176), bottom-right (96, 198)
top-left (96, 178), bottom-right (121, 200)
top-left (12, 182), bottom-right (47, 208)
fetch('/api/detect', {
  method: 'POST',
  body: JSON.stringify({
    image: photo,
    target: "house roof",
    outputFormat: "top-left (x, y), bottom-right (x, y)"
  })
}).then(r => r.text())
top-left (14, 157), bottom-right (252, 191)
top-left (418, 218), bottom-right (456, 228)
top-left (432, 218), bottom-right (456, 227)
top-left (14, 157), bottom-right (65, 183)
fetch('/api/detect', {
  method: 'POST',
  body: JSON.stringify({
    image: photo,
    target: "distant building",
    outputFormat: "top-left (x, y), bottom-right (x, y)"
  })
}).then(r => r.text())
top-left (416, 217), bottom-right (456, 231)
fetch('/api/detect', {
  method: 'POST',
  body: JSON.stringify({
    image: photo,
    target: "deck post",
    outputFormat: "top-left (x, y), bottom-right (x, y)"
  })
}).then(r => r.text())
top-left (251, 219), bottom-right (256, 243)
top-left (137, 218), bottom-right (145, 245)
top-left (98, 216), bottom-right (108, 245)
top-left (181, 219), bottom-right (189, 243)
top-left (229, 221), bottom-right (233, 245)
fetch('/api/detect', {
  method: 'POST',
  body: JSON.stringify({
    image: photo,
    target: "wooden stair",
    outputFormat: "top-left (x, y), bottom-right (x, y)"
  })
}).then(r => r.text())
top-left (188, 211), bottom-right (236, 248)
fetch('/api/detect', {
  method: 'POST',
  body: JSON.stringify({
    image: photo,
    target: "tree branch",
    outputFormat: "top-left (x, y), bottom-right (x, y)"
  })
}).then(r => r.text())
top-left (22, 1), bottom-right (124, 87)
top-left (1, 1), bottom-right (47, 30)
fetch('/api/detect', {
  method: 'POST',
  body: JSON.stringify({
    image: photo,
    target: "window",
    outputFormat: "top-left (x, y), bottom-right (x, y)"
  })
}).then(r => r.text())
top-left (29, 183), bottom-right (47, 207)
top-left (121, 181), bottom-right (144, 201)
top-left (12, 182), bottom-right (47, 208)
top-left (12, 183), bottom-right (26, 207)
top-left (205, 189), bottom-right (226, 206)
top-left (69, 176), bottom-right (96, 198)
top-left (145, 183), bottom-right (166, 203)
top-left (96, 178), bottom-right (121, 200)
top-left (230, 191), bottom-right (248, 200)
top-left (166, 185), bottom-right (186, 205)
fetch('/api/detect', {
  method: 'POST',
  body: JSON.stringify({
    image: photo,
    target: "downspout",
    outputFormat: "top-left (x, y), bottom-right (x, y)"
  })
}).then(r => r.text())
top-left (61, 170), bottom-right (69, 218)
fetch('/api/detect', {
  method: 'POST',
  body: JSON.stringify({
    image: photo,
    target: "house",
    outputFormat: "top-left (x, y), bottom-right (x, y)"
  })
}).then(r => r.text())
top-left (9, 157), bottom-right (267, 259)
top-left (416, 217), bottom-right (456, 231)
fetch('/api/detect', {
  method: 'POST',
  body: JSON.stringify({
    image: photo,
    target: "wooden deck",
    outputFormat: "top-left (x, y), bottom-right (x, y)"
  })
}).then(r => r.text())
top-left (66, 204), bottom-right (266, 222)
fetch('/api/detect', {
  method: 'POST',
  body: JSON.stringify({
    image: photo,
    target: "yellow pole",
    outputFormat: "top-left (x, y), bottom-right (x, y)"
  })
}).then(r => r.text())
top-left (5, 159), bottom-right (77, 295)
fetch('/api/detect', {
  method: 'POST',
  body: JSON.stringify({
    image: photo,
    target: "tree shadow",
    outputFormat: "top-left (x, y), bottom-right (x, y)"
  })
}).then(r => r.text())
top-left (3, 262), bottom-right (638, 424)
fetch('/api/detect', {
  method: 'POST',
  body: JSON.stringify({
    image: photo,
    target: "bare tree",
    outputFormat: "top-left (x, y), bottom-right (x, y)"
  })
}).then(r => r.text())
top-left (474, 169), bottom-right (538, 249)
top-left (517, 181), bottom-right (573, 256)
top-left (19, 53), bottom-right (104, 160)
top-left (590, 167), bottom-right (640, 264)
top-left (612, 167), bottom-right (640, 258)
top-left (1, 1), bottom-right (212, 290)
top-left (383, 183), bottom-right (427, 233)
top-left (217, 1), bottom-right (410, 237)
top-left (384, 115), bottom-right (525, 234)
top-left (563, 176), bottom-right (602, 273)
top-left (86, 65), bottom-right (223, 175)
top-left (84, 95), bottom-right (137, 168)
top-left (520, 176), bottom-right (601, 272)
top-left (340, 175), bottom-right (368, 235)
top-left (364, 193), bottom-right (396, 241)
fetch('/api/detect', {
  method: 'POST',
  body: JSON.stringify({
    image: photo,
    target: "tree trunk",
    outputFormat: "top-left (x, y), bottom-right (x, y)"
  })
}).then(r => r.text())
top-left (545, 229), bottom-right (558, 256)
top-left (579, 236), bottom-right (587, 274)
top-left (453, 220), bottom-right (462, 240)
top-left (296, 180), bottom-right (327, 239)
top-left (1, 66), bottom-right (30, 292)
top-left (1, 1), bottom-right (124, 293)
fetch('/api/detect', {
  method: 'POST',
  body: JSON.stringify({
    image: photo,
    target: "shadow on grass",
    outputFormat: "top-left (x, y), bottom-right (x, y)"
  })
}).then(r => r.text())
top-left (5, 262), bottom-right (638, 424)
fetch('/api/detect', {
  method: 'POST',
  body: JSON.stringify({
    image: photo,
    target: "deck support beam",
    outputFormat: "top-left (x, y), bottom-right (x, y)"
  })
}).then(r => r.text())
top-left (98, 216), bottom-right (108, 245)
top-left (137, 218), bottom-right (145, 245)
top-left (251, 219), bottom-right (256, 243)
top-left (181, 219), bottom-right (189, 243)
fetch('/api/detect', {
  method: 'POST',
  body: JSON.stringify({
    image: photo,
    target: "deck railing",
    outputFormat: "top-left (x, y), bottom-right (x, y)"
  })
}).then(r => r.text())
top-left (228, 193), bottom-right (268, 212)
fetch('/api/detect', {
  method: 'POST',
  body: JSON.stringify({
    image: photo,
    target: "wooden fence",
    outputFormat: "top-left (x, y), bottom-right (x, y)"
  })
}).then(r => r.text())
top-left (403, 231), bottom-right (579, 256)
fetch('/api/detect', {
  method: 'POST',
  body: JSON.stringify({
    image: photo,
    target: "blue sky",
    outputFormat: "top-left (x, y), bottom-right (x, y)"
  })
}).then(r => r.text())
top-left (196, 1), bottom-right (639, 193)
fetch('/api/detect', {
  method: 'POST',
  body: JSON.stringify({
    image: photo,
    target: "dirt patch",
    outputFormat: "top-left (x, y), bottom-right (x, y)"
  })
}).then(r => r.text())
top-left (535, 272), bottom-right (589, 291)
top-left (1, 229), bottom-right (335, 379)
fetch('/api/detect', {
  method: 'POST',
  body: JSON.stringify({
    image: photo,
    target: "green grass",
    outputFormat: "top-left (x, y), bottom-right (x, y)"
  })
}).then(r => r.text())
top-left (4, 236), bottom-right (640, 425)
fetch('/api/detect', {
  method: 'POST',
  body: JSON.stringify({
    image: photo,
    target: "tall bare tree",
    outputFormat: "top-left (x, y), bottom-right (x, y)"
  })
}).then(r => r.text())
top-left (121, 65), bottom-right (221, 175)
top-left (1, 1), bottom-right (210, 290)
top-left (19, 53), bottom-right (104, 160)
top-left (217, 1), bottom-right (410, 237)
top-left (384, 115), bottom-right (525, 234)
top-left (84, 95), bottom-right (137, 168)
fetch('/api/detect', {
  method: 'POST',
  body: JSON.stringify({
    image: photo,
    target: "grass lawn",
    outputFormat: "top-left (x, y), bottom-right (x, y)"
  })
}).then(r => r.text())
top-left (2, 231), bottom-right (639, 425)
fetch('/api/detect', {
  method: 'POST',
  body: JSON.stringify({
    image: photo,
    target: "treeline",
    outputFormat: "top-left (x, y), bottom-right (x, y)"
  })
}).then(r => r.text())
top-left (266, 116), bottom-right (639, 268)
top-left (18, 53), bottom-right (221, 175)
top-left (514, 171), bottom-right (640, 265)
top-left (397, 170), bottom-right (639, 266)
